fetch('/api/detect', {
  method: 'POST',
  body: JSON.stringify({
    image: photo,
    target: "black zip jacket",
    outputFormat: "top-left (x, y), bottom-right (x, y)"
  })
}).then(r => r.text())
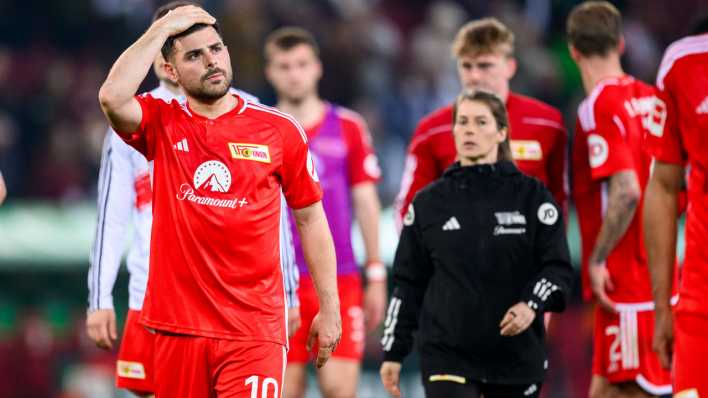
top-left (381, 161), bottom-right (573, 384)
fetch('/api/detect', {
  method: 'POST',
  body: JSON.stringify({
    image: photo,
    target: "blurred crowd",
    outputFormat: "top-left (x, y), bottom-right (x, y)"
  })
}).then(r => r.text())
top-left (1, 0), bottom-right (703, 205)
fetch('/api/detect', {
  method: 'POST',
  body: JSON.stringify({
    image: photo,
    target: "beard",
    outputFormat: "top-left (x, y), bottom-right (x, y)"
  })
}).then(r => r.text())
top-left (183, 68), bottom-right (233, 102)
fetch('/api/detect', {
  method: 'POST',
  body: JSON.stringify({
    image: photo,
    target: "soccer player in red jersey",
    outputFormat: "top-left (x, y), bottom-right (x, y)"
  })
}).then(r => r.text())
top-left (97, 5), bottom-right (341, 397)
top-left (567, 2), bottom-right (673, 397)
top-left (264, 27), bottom-right (385, 398)
top-left (395, 18), bottom-right (567, 229)
top-left (644, 22), bottom-right (708, 397)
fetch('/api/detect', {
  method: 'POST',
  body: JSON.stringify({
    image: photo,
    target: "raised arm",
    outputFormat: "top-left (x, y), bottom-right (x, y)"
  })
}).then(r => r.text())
top-left (644, 160), bottom-right (682, 368)
top-left (98, 6), bottom-right (214, 133)
top-left (292, 201), bottom-right (341, 368)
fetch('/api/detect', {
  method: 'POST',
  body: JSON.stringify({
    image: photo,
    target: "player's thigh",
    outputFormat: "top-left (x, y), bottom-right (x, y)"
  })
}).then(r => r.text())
top-left (590, 375), bottom-right (619, 398)
top-left (214, 341), bottom-right (286, 398)
top-left (116, 310), bottom-right (156, 396)
top-left (614, 382), bottom-right (655, 398)
top-left (153, 332), bottom-right (212, 398)
top-left (482, 381), bottom-right (542, 398)
top-left (316, 358), bottom-right (360, 398)
top-left (422, 375), bottom-right (481, 398)
top-left (283, 363), bottom-right (307, 398)
top-left (674, 312), bottom-right (708, 397)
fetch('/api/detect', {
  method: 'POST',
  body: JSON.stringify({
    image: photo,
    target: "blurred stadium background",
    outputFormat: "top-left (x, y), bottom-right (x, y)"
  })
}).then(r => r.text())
top-left (0, 0), bottom-right (700, 396)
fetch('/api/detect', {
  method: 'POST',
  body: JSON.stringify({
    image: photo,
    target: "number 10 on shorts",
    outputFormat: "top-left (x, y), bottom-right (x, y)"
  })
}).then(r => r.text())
top-left (245, 375), bottom-right (279, 398)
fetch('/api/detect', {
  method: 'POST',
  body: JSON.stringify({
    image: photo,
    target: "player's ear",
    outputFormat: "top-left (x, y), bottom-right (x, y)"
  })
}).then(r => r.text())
top-left (498, 127), bottom-right (508, 143)
top-left (617, 36), bottom-right (626, 56)
top-left (568, 44), bottom-right (581, 62)
top-left (505, 56), bottom-right (517, 80)
top-left (163, 60), bottom-right (179, 83)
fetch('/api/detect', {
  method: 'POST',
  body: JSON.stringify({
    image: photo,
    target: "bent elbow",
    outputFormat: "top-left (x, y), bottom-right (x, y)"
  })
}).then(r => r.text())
top-left (98, 83), bottom-right (120, 114)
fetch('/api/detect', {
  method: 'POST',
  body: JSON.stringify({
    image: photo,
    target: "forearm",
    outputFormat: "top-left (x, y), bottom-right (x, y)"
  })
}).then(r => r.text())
top-left (590, 172), bottom-right (640, 263)
top-left (294, 203), bottom-right (339, 313)
top-left (644, 177), bottom-right (678, 312)
top-left (99, 25), bottom-right (169, 112)
top-left (353, 183), bottom-right (381, 264)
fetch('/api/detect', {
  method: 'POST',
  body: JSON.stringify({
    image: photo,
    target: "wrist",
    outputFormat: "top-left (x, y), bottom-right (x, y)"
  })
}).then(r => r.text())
top-left (366, 261), bottom-right (387, 282)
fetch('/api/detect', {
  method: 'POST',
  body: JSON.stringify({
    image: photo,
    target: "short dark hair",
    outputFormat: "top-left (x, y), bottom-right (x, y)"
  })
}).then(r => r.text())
top-left (264, 26), bottom-right (320, 64)
top-left (152, 1), bottom-right (222, 61)
top-left (567, 1), bottom-right (622, 57)
top-left (453, 90), bottom-right (513, 163)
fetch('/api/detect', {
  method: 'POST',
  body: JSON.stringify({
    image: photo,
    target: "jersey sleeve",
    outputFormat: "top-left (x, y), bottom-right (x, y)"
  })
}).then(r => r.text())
top-left (546, 118), bottom-right (569, 216)
top-left (394, 121), bottom-right (440, 230)
top-left (279, 193), bottom-right (300, 308)
top-left (87, 131), bottom-right (136, 310)
top-left (521, 187), bottom-right (573, 314)
top-left (581, 99), bottom-right (635, 180)
top-left (645, 81), bottom-right (686, 165)
top-left (341, 115), bottom-right (381, 186)
top-left (280, 119), bottom-right (323, 209)
top-left (113, 93), bottom-right (164, 160)
top-left (382, 201), bottom-right (435, 362)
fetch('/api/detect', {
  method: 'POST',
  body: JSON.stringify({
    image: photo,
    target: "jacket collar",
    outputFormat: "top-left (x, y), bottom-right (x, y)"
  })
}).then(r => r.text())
top-left (443, 160), bottom-right (520, 178)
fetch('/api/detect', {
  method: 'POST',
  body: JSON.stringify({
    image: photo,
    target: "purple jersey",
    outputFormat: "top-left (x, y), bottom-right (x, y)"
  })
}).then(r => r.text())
top-left (289, 103), bottom-right (380, 277)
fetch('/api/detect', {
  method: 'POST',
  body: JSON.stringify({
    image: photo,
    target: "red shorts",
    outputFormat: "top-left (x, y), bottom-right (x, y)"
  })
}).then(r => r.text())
top-left (673, 312), bottom-right (708, 397)
top-left (153, 332), bottom-right (286, 397)
top-left (116, 309), bottom-right (155, 394)
top-left (288, 274), bottom-right (364, 363)
top-left (592, 306), bottom-right (671, 395)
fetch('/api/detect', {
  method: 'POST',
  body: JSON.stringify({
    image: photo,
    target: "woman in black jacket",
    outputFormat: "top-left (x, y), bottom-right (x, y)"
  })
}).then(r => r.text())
top-left (379, 91), bottom-right (574, 398)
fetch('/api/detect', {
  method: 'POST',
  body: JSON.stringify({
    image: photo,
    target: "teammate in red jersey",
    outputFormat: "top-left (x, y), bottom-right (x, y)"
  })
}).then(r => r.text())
top-left (395, 17), bottom-right (567, 229)
top-left (567, 2), bottom-right (673, 397)
top-left (97, 5), bottom-right (341, 397)
top-left (264, 27), bottom-right (385, 398)
top-left (644, 23), bottom-right (708, 397)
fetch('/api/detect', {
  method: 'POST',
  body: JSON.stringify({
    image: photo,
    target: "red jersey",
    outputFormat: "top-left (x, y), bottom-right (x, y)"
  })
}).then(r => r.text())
top-left (573, 75), bottom-right (658, 304)
top-left (395, 92), bottom-right (567, 227)
top-left (646, 33), bottom-right (708, 316)
top-left (115, 93), bottom-right (322, 344)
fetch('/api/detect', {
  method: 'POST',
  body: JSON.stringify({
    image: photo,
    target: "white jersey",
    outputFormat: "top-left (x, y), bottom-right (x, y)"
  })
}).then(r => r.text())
top-left (88, 84), bottom-right (300, 311)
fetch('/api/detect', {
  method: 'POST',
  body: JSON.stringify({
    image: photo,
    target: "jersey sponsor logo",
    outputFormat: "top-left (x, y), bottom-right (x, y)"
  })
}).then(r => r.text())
top-left (306, 150), bottom-right (320, 182)
top-left (537, 202), bottom-right (558, 225)
top-left (442, 216), bottom-right (461, 231)
top-left (510, 140), bottom-right (543, 161)
top-left (364, 153), bottom-right (382, 179)
top-left (173, 138), bottom-right (189, 152)
top-left (228, 143), bottom-right (271, 163)
top-left (176, 184), bottom-right (248, 209)
top-left (117, 360), bottom-right (146, 380)
top-left (588, 134), bottom-right (609, 168)
top-left (494, 226), bottom-right (526, 235)
top-left (696, 96), bottom-right (708, 115)
top-left (403, 204), bottom-right (415, 226)
top-left (193, 160), bottom-right (231, 193)
top-left (494, 211), bottom-right (526, 225)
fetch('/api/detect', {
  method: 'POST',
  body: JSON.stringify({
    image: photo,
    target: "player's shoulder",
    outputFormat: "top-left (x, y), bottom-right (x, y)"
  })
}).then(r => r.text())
top-left (409, 104), bottom-right (454, 149)
top-left (244, 101), bottom-right (308, 142)
top-left (577, 77), bottom-right (628, 132)
top-left (657, 33), bottom-right (708, 89)
top-left (509, 92), bottom-right (562, 121)
top-left (331, 104), bottom-right (368, 131)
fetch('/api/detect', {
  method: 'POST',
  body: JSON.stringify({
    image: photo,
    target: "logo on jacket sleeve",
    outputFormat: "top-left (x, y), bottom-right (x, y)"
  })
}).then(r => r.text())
top-left (403, 204), bottom-right (415, 226)
top-left (537, 202), bottom-right (558, 225)
top-left (193, 160), bottom-right (231, 192)
top-left (228, 143), bottom-right (271, 163)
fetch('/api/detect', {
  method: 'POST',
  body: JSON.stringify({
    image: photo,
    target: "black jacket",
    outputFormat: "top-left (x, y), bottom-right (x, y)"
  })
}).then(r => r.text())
top-left (382, 161), bottom-right (573, 384)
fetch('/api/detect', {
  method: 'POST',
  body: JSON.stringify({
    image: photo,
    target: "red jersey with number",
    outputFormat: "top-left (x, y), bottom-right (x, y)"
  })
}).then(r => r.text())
top-left (115, 93), bottom-right (322, 344)
top-left (395, 92), bottom-right (567, 228)
top-left (573, 75), bottom-right (659, 304)
top-left (646, 33), bottom-right (708, 316)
